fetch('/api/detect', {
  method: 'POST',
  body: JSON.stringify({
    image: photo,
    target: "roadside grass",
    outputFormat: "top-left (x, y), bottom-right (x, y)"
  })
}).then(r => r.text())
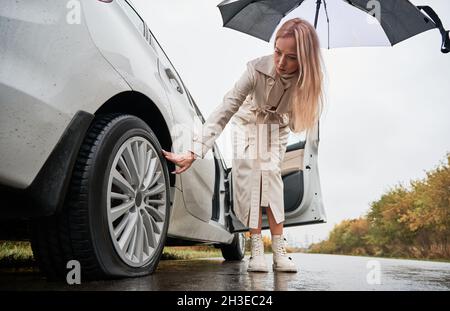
top-left (0, 241), bottom-right (225, 268)
top-left (161, 246), bottom-right (223, 260)
top-left (0, 241), bottom-right (36, 268)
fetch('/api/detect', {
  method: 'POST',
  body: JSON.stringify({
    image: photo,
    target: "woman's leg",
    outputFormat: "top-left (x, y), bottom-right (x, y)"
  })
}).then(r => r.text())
top-left (249, 205), bottom-right (283, 235)
top-left (266, 204), bottom-right (283, 235)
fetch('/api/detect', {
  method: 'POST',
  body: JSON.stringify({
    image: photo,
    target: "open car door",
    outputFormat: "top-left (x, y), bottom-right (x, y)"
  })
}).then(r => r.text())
top-left (227, 121), bottom-right (326, 231)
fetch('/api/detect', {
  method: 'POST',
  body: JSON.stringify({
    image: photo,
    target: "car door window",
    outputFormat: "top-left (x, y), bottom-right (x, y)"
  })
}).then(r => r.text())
top-left (146, 29), bottom-right (168, 61)
top-left (117, 0), bottom-right (145, 35)
top-left (287, 131), bottom-right (306, 147)
top-left (148, 30), bottom-right (191, 100)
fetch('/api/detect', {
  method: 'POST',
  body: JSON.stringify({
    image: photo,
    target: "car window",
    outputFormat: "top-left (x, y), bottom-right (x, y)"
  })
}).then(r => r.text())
top-left (147, 30), bottom-right (168, 61)
top-left (186, 89), bottom-right (205, 122)
top-left (287, 131), bottom-right (306, 146)
top-left (147, 29), bottom-right (190, 97)
top-left (117, 0), bottom-right (145, 35)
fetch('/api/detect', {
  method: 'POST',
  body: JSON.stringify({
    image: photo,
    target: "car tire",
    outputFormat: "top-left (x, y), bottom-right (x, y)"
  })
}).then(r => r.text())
top-left (31, 114), bottom-right (171, 280)
top-left (219, 232), bottom-right (246, 261)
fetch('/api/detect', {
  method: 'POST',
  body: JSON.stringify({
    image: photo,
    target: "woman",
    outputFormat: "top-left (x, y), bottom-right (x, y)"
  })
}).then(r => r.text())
top-left (163, 18), bottom-right (324, 273)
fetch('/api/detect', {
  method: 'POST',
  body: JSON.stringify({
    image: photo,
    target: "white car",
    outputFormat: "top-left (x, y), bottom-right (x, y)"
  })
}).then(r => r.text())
top-left (0, 0), bottom-right (326, 280)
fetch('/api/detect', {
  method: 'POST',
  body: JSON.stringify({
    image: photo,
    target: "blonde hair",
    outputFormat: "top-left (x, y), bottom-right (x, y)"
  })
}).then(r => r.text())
top-left (274, 18), bottom-right (325, 134)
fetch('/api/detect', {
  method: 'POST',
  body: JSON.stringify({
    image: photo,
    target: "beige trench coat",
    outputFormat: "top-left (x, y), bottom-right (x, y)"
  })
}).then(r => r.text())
top-left (188, 54), bottom-right (298, 229)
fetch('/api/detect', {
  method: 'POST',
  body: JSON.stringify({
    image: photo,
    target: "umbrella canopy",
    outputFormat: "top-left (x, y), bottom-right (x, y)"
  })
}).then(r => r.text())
top-left (218, 0), bottom-right (449, 53)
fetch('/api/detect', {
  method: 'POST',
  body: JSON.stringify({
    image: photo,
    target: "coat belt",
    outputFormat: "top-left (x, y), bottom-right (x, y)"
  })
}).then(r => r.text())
top-left (248, 104), bottom-right (285, 124)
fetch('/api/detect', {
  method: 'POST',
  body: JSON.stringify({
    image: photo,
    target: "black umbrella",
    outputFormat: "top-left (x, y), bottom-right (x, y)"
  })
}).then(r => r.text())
top-left (217, 0), bottom-right (450, 53)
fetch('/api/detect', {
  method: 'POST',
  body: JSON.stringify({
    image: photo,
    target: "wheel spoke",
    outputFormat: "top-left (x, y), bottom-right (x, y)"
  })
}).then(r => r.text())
top-left (142, 156), bottom-right (157, 190)
top-left (142, 209), bottom-right (157, 248)
top-left (135, 214), bottom-right (144, 262)
top-left (143, 149), bottom-right (153, 179)
top-left (128, 225), bottom-right (138, 260)
top-left (142, 208), bottom-right (161, 235)
top-left (150, 213), bottom-right (162, 235)
top-left (118, 212), bottom-right (138, 251)
top-left (111, 191), bottom-right (129, 201)
top-left (123, 144), bottom-right (140, 187)
top-left (146, 199), bottom-right (165, 206)
top-left (138, 142), bottom-right (146, 187)
top-left (147, 171), bottom-right (162, 189)
top-left (144, 183), bottom-right (165, 197)
top-left (131, 141), bottom-right (141, 183)
top-left (142, 224), bottom-right (151, 256)
top-left (112, 169), bottom-right (135, 195)
top-left (111, 200), bottom-right (135, 222)
top-left (144, 204), bottom-right (165, 222)
top-left (118, 155), bottom-right (133, 186)
top-left (114, 213), bottom-right (129, 238)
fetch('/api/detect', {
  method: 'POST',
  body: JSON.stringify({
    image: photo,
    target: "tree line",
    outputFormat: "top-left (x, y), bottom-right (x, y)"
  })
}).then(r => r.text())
top-left (309, 153), bottom-right (450, 260)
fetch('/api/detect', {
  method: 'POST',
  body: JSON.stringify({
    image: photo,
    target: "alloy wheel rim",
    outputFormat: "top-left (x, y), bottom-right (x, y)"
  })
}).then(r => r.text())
top-left (107, 136), bottom-right (167, 267)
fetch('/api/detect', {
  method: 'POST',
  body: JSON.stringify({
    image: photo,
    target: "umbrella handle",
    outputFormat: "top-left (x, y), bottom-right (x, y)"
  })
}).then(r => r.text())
top-left (417, 5), bottom-right (449, 54)
top-left (443, 30), bottom-right (450, 54)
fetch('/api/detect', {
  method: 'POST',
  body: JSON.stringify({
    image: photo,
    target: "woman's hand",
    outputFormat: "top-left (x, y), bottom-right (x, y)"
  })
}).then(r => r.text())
top-left (162, 149), bottom-right (197, 174)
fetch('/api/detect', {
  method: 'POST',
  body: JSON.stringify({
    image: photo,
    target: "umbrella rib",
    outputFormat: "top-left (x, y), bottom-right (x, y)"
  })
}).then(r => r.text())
top-left (323, 0), bottom-right (330, 49)
top-left (217, 0), bottom-right (253, 26)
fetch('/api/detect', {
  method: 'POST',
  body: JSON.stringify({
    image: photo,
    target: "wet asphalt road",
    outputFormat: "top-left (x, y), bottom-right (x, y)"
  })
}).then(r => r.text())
top-left (1, 253), bottom-right (449, 291)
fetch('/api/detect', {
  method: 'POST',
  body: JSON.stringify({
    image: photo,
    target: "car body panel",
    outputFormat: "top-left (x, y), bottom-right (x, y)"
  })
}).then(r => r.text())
top-left (80, 0), bottom-right (174, 128)
top-left (0, 0), bottom-right (130, 188)
top-left (169, 187), bottom-right (233, 244)
top-left (281, 122), bottom-right (327, 226)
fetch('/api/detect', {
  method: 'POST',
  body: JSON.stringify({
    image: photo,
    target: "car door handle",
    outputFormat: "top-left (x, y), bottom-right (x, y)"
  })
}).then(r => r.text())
top-left (164, 68), bottom-right (184, 94)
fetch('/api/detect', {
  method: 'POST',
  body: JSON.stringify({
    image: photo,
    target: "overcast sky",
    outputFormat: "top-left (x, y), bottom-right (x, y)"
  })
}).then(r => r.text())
top-left (131, 0), bottom-right (450, 245)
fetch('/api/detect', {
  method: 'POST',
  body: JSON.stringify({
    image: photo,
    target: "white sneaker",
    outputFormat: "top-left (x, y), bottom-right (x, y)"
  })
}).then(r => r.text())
top-left (247, 233), bottom-right (269, 273)
top-left (271, 234), bottom-right (298, 273)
